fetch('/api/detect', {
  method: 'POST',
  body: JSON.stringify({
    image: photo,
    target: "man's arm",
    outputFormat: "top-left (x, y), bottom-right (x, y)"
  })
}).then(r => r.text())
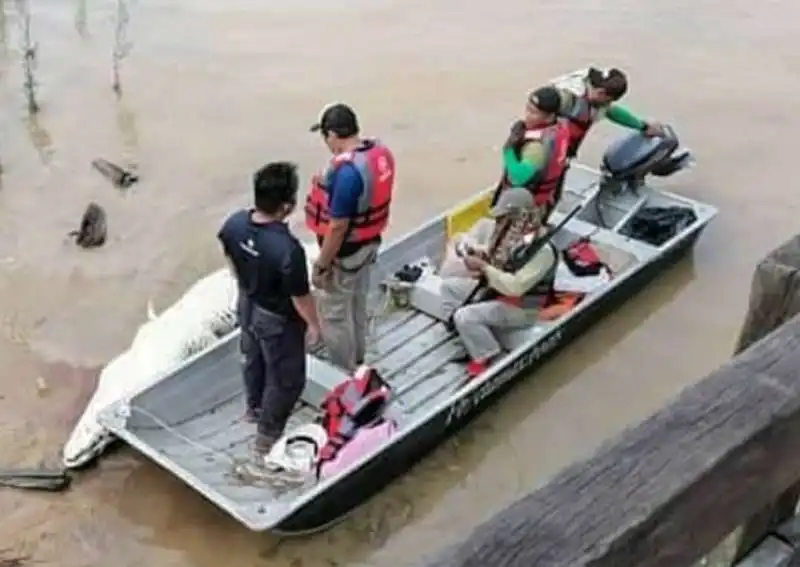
top-left (315, 163), bottom-right (364, 269)
top-left (502, 140), bottom-right (547, 187)
top-left (605, 103), bottom-right (647, 130)
top-left (482, 244), bottom-right (556, 297)
top-left (284, 243), bottom-right (320, 329)
top-left (216, 217), bottom-right (238, 276)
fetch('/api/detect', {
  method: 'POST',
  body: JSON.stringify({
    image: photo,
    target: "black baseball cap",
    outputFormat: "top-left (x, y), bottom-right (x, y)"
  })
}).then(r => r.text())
top-left (309, 103), bottom-right (360, 137)
top-left (528, 86), bottom-right (561, 114)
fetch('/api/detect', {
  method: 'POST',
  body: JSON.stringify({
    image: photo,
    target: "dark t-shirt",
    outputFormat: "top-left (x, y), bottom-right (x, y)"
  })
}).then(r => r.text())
top-left (217, 209), bottom-right (309, 320)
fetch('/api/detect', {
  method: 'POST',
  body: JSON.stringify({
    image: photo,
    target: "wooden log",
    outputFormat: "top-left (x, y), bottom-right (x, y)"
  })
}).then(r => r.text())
top-left (418, 313), bottom-right (800, 567)
top-left (732, 235), bottom-right (800, 562)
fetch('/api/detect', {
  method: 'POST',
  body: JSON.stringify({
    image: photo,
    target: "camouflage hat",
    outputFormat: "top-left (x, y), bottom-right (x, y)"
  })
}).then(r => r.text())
top-left (489, 187), bottom-right (536, 218)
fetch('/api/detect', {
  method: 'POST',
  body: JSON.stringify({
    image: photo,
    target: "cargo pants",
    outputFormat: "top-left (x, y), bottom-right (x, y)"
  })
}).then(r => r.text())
top-left (440, 277), bottom-right (533, 361)
top-left (315, 243), bottom-right (378, 372)
top-left (239, 297), bottom-right (307, 442)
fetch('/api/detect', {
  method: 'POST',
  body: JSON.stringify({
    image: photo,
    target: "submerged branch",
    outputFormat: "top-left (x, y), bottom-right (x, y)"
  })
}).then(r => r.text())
top-left (111, 0), bottom-right (132, 95)
top-left (13, 0), bottom-right (38, 114)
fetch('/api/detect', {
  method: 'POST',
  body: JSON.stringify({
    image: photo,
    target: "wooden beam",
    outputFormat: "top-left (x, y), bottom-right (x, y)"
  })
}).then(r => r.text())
top-left (733, 235), bottom-right (800, 562)
top-left (419, 312), bottom-right (800, 567)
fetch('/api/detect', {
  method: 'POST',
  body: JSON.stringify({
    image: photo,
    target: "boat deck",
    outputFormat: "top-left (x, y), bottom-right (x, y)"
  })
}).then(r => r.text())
top-left (117, 304), bottom-right (474, 508)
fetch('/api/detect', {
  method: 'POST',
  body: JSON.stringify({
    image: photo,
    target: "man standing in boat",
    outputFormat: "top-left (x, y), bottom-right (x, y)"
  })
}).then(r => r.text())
top-left (306, 103), bottom-right (396, 372)
top-left (555, 67), bottom-right (665, 159)
top-left (493, 86), bottom-right (572, 224)
top-left (442, 188), bottom-right (559, 378)
top-left (218, 162), bottom-right (322, 459)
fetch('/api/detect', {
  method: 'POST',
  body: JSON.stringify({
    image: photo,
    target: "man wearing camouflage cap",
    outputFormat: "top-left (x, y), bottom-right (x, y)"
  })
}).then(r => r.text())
top-left (441, 187), bottom-right (558, 378)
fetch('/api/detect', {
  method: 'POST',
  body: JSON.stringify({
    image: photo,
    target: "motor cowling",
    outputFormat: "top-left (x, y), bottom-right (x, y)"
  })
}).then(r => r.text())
top-left (600, 125), bottom-right (693, 186)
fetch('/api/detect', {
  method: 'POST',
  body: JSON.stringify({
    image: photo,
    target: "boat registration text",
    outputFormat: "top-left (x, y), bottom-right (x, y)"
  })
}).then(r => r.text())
top-left (445, 329), bottom-right (564, 426)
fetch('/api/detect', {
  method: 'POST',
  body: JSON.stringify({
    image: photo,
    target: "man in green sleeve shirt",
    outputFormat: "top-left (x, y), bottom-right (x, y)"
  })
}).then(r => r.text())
top-left (557, 67), bottom-right (664, 158)
top-left (493, 86), bottom-right (571, 227)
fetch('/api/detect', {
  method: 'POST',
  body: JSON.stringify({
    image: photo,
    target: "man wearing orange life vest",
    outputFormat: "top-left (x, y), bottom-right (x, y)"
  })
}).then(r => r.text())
top-left (306, 103), bottom-right (396, 372)
top-left (494, 86), bottom-right (572, 226)
top-left (440, 188), bottom-right (558, 378)
top-left (556, 67), bottom-right (665, 159)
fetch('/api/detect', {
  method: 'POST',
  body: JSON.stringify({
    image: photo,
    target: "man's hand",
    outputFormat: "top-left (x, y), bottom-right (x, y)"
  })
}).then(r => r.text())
top-left (472, 246), bottom-right (490, 261)
top-left (306, 324), bottom-right (321, 347)
top-left (311, 263), bottom-right (332, 290)
top-left (642, 121), bottom-right (666, 137)
top-left (503, 120), bottom-right (527, 149)
top-left (463, 253), bottom-right (487, 273)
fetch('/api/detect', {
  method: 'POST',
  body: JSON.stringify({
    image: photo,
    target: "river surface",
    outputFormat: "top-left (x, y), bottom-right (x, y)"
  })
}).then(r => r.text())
top-left (0, 0), bottom-right (797, 565)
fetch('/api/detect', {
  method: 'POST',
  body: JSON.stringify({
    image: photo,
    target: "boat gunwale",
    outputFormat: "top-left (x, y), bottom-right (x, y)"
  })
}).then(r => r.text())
top-left (99, 163), bottom-right (718, 531)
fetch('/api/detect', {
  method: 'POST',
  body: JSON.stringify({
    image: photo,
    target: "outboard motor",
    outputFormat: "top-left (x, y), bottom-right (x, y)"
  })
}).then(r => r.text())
top-left (599, 125), bottom-right (693, 195)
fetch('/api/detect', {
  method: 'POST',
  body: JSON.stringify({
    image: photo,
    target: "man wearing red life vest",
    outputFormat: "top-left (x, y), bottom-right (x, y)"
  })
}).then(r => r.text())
top-left (555, 67), bottom-right (665, 159)
top-left (306, 103), bottom-right (396, 371)
top-left (495, 86), bottom-right (571, 225)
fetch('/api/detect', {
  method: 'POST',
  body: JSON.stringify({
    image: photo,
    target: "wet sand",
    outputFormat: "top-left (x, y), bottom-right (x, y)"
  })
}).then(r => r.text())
top-left (0, 0), bottom-right (797, 565)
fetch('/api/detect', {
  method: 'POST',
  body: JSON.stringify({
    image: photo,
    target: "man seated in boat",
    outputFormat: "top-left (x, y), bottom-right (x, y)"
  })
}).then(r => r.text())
top-left (554, 67), bottom-right (665, 159)
top-left (493, 86), bottom-right (572, 225)
top-left (441, 187), bottom-right (558, 379)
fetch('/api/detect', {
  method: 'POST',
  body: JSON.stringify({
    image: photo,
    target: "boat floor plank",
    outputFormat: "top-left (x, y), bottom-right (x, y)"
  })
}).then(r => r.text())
top-left (131, 396), bottom-right (320, 504)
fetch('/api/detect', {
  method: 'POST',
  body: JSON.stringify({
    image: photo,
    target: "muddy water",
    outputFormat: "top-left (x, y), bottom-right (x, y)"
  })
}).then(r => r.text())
top-left (0, 0), bottom-right (797, 564)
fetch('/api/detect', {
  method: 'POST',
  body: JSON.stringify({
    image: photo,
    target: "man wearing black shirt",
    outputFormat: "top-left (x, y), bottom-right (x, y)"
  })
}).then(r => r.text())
top-left (218, 162), bottom-right (321, 458)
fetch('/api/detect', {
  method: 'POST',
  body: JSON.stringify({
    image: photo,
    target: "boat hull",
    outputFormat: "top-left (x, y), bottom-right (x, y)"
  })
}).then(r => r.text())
top-left (272, 222), bottom-right (707, 534)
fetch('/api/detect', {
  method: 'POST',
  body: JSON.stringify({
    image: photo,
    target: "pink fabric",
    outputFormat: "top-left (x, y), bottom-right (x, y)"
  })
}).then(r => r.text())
top-left (318, 420), bottom-right (397, 480)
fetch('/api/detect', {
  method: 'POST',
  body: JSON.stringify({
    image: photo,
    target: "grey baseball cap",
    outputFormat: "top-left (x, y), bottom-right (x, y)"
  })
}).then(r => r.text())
top-left (489, 187), bottom-right (536, 218)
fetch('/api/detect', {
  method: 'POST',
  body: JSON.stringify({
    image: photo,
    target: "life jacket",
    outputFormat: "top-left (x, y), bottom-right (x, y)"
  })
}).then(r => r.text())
top-left (316, 365), bottom-right (392, 471)
top-left (562, 237), bottom-right (612, 277)
top-left (500, 121), bottom-right (571, 207)
top-left (305, 139), bottom-right (395, 244)
top-left (489, 233), bottom-right (559, 309)
top-left (560, 94), bottom-right (603, 158)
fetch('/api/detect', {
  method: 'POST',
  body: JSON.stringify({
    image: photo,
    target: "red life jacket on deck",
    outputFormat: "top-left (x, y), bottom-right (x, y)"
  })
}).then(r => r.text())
top-left (500, 121), bottom-right (570, 207)
top-left (305, 139), bottom-right (395, 244)
top-left (562, 237), bottom-right (612, 277)
top-left (560, 94), bottom-right (602, 158)
top-left (317, 365), bottom-right (392, 469)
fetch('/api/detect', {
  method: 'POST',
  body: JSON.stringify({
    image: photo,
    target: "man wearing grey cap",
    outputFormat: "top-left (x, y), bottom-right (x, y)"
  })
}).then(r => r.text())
top-left (494, 86), bottom-right (572, 225)
top-left (441, 187), bottom-right (558, 379)
top-left (305, 103), bottom-right (396, 371)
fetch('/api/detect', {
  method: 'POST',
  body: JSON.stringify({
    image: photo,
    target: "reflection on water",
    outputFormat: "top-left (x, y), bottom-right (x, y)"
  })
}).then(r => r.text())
top-left (74, 0), bottom-right (88, 39)
top-left (0, 1), bottom-right (7, 56)
top-left (22, 111), bottom-right (53, 163)
top-left (115, 97), bottom-right (139, 170)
